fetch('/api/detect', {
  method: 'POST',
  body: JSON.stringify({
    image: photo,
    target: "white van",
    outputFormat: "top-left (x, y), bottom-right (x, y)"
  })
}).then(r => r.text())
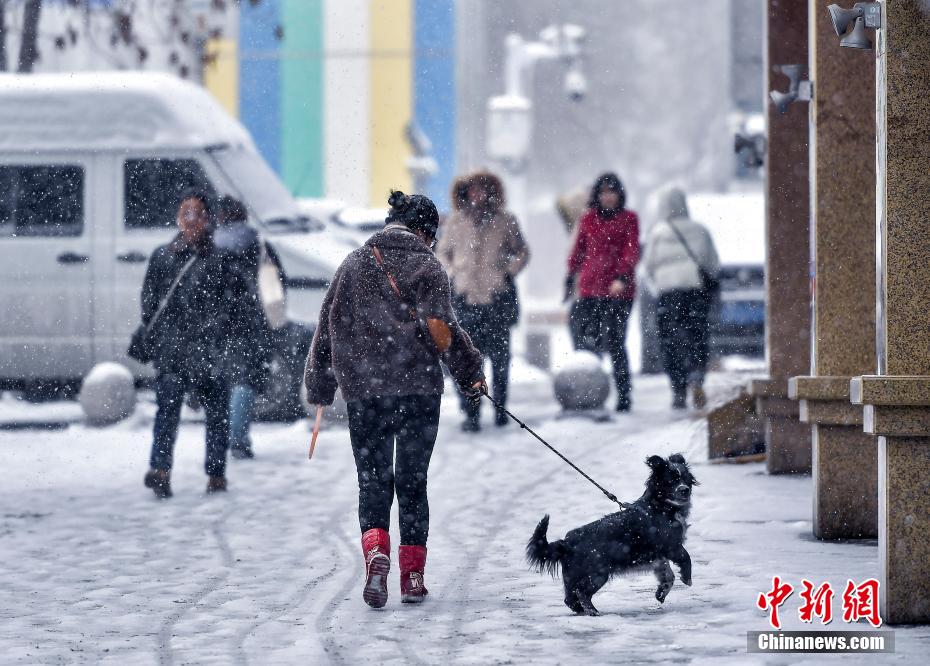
top-left (0, 72), bottom-right (353, 418)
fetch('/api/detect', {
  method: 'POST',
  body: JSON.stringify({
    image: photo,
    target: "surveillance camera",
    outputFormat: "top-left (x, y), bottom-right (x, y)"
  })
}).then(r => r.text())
top-left (827, 2), bottom-right (881, 49)
top-left (564, 66), bottom-right (587, 102)
top-left (768, 64), bottom-right (810, 114)
top-left (769, 90), bottom-right (797, 115)
top-left (561, 24), bottom-right (586, 57)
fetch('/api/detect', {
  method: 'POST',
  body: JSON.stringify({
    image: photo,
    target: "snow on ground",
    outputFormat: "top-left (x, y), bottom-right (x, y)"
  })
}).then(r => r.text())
top-left (1, 370), bottom-right (928, 665)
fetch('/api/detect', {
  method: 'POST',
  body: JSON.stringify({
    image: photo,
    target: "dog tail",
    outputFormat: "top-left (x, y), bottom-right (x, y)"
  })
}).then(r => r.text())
top-left (526, 514), bottom-right (565, 577)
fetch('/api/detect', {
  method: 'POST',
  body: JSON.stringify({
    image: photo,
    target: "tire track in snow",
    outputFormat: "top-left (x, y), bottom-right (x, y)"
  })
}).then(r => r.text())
top-left (314, 527), bottom-right (370, 664)
top-left (157, 501), bottom-right (238, 666)
top-left (230, 451), bottom-right (355, 665)
top-left (157, 427), bottom-right (354, 666)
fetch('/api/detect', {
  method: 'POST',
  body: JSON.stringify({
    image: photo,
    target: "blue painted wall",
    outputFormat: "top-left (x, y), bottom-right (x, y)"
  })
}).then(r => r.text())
top-left (239, 0), bottom-right (282, 172)
top-left (414, 0), bottom-right (456, 211)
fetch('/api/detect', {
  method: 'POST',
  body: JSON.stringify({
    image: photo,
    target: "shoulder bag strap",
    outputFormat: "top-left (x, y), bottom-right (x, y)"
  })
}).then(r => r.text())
top-left (371, 246), bottom-right (418, 320)
top-left (666, 220), bottom-right (704, 271)
top-left (145, 253), bottom-right (199, 334)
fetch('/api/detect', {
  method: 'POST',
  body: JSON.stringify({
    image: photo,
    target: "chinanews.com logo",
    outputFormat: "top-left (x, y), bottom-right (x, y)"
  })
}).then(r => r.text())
top-left (747, 577), bottom-right (895, 654)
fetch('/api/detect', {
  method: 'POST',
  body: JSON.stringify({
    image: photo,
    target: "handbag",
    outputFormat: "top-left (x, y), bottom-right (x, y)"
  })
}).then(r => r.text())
top-left (666, 220), bottom-right (720, 298)
top-left (569, 298), bottom-right (607, 353)
top-left (257, 242), bottom-right (287, 330)
top-left (495, 274), bottom-right (520, 328)
top-left (127, 254), bottom-right (198, 363)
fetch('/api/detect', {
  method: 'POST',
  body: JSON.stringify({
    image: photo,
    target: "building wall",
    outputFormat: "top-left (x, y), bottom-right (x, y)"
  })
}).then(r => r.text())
top-left (215, 1), bottom-right (457, 207)
top-left (4, 1), bottom-right (456, 209)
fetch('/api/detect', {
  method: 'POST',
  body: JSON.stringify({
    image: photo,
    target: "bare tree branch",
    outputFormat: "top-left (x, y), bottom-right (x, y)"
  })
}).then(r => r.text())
top-left (18, 0), bottom-right (42, 73)
top-left (0, 0), bottom-right (8, 72)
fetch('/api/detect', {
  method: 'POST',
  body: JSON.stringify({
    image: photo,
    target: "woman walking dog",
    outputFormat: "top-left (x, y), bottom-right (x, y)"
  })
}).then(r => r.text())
top-left (305, 191), bottom-right (485, 608)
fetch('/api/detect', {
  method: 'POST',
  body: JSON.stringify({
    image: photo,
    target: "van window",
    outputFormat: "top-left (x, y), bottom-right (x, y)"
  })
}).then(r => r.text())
top-left (0, 165), bottom-right (84, 237)
top-left (124, 159), bottom-right (215, 229)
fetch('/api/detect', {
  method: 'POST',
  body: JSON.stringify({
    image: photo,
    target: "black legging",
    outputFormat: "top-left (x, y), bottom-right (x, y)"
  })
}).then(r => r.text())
top-left (454, 297), bottom-right (512, 415)
top-left (656, 289), bottom-right (710, 393)
top-left (346, 395), bottom-right (441, 546)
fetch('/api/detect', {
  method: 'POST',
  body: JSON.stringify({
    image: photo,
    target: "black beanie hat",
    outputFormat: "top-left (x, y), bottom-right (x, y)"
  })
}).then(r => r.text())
top-left (386, 190), bottom-right (439, 237)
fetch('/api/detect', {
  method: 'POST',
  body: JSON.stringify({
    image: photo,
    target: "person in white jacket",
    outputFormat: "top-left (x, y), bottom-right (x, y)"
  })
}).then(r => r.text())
top-left (641, 187), bottom-right (720, 409)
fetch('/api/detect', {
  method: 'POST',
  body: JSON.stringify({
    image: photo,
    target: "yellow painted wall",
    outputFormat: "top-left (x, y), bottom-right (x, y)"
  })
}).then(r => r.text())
top-left (204, 38), bottom-right (239, 118)
top-left (369, 0), bottom-right (413, 206)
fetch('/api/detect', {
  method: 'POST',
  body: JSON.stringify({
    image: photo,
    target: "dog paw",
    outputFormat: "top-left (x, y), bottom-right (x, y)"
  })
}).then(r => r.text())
top-left (680, 575), bottom-right (692, 587)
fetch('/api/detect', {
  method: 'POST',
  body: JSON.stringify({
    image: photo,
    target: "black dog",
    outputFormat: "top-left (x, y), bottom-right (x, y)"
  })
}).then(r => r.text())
top-left (527, 454), bottom-right (697, 616)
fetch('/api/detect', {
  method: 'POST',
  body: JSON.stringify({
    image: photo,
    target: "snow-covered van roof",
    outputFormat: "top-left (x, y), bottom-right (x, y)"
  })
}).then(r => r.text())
top-left (0, 72), bottom-right (254, 152)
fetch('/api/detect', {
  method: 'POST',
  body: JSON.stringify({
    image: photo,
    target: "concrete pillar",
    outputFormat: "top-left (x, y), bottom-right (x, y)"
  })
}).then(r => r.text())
top-left (748, 0), bottom-right (812, 474)
top-left (851, 0), bottom-right (930, 625)
top-left (786, 0), bottom-right (877, 538)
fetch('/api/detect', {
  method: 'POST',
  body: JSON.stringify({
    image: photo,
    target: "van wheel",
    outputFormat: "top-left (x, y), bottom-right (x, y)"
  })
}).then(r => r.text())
top-left (253, 349), bottom-right (301, 422)
top-left (253, 323), bottom-right (312, 422)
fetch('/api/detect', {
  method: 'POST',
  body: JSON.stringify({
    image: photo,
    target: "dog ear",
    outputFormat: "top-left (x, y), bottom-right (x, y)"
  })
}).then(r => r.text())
top-left (646, 455), bottom-right (666, 470)
top-left (668, 453), bottom-right (686, 464)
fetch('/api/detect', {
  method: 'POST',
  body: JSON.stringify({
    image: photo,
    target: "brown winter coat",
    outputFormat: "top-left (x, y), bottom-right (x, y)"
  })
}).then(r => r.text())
top-left (304, 226), bottom-right (484, 405)
top-left (437, 174), bottom-right (529, 306)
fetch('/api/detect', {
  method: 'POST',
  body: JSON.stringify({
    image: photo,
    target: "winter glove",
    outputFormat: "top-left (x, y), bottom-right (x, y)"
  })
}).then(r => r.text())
top-left (563, 274), bottom-right (576, 303)
top-left (462, 379), bottom-right (488, 409)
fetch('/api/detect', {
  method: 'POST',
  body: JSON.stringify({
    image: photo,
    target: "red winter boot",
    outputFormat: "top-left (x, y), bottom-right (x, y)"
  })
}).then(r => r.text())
top-left (399, 545), bottom-right (429, 603)
top-left (361, 528), bottom-right (391, 608)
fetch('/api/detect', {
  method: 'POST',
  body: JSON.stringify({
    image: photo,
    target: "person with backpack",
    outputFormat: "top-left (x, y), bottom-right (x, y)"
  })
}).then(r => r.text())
top-left (564, 173), bottom-right (640, 412)
top-left (641, 186), bottom-right (721, 409)
top-left (304, 191), bottom-right (485, 608)
top-left (140, 190), bottom-right (264, 498)
top-left (437, 171), bottom-right (529, 432)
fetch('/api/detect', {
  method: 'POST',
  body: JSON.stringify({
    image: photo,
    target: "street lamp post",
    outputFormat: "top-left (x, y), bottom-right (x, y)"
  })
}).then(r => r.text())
top-left (485, 24), bottom-right (587, 228)
top-left (484, 24), bottom-right (587, 362)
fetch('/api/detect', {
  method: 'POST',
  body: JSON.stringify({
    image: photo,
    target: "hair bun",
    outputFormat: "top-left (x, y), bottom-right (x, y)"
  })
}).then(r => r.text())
top-left (388, 190), bottom-right (409, 211)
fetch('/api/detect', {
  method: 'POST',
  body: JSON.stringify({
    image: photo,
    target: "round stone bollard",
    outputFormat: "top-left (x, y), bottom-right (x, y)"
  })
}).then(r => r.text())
top-left (78, 362), bottom-right (137, 426)
top-left (553, 351), bottom-right (611, 411)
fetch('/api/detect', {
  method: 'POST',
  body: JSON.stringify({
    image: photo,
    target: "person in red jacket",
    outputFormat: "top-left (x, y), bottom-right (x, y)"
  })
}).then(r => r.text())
top-left (565, 172), bottom-right (640, 411)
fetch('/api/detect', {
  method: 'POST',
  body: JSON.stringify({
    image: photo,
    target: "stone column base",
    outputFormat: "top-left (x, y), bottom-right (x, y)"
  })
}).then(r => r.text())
top-left (790, 376), bottom-right (877, 539)
top-left (707, 393), bottom-right (764, 460)
top-left (812, 424), bottom-right (877, 539)
top-left (749, 378), bottom-right (811, 474)
top-left (852, 376), bottom-right (930, 624)
top-left (764, 416), bottom-right (812, 474)
top-left (879, 436), bottom-right (930, 624)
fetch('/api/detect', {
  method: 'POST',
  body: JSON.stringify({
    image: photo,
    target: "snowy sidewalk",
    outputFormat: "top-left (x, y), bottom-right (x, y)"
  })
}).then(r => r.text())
top-left (1, 372), bottom-right (926, 664)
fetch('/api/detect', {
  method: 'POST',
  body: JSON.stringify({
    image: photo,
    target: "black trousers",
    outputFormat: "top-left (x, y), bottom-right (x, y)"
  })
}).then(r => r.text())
top-left (656, 289), bottom-right (710, 393)
top-left (346, 395), bottom-right (441, 546)
top-left (454, 296), bottom-right (512, 416)
top-left (570, 297), bottom-right (633, 403)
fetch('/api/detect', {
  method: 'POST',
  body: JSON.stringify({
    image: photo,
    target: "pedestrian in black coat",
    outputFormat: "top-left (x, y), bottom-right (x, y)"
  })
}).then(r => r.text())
top-left (141, 190), bottom-right (264, 498)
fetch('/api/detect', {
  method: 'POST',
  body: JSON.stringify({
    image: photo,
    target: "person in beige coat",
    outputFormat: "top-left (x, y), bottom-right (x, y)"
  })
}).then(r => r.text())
top-left (437, 171), bottom-right (529, 431)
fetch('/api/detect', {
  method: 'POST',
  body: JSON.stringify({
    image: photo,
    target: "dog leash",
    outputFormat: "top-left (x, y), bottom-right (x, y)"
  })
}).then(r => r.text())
top-left (480, 389), bottom-right (630, 510)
